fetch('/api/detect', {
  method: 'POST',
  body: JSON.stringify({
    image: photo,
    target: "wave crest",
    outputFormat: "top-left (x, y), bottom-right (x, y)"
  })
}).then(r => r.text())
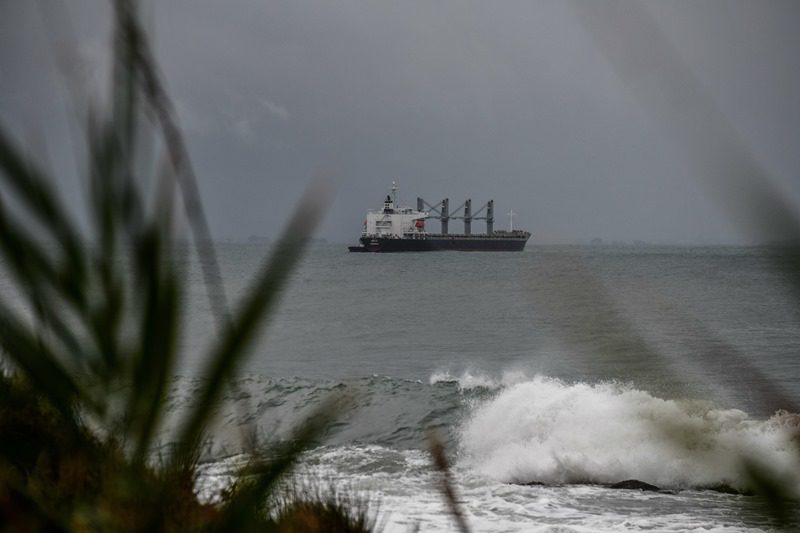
top-left (429, 370), bottom-right (528, 390)
top-left (459, 375), bottom-right (800, 492)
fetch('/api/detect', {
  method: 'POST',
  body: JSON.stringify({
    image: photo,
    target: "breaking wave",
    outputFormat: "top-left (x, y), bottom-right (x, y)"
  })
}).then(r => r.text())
top-left (458, 375), bottom-right (800, 492)
top-left (429, 369), bottom-right (529, 390)
top-left (175, 371), bottom-right (800, 494)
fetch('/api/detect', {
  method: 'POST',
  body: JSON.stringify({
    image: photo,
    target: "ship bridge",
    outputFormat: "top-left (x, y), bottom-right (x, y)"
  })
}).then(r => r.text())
top-left (364, 182), bottom-right (427, 237)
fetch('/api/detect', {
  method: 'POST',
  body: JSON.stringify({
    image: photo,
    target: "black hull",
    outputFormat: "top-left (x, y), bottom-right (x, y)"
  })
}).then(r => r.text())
top-left (349, 233), bottom-right (530, 252)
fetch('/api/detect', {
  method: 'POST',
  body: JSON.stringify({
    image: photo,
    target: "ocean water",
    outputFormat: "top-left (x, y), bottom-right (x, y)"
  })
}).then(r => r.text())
top-left (182, 245), bottom-right (800, 530)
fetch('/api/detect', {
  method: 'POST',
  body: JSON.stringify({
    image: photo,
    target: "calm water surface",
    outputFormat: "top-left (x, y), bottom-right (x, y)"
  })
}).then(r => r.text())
top-left (185, 244), bottom-right (800, 409)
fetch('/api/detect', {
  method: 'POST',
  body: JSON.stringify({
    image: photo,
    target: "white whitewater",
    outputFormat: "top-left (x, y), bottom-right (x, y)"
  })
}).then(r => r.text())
top-left (459, 374), bottom-right (800, 492)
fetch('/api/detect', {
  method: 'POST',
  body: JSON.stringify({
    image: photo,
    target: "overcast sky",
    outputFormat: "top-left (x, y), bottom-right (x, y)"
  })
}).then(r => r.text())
top-left (1, 1), bottom-right (799, 244)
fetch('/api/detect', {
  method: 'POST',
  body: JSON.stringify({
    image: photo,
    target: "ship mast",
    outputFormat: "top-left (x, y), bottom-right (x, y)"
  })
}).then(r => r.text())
top-left (390, 181), bottom-right (398, 207)
top-left (507, 209), bottom-right (516, 232)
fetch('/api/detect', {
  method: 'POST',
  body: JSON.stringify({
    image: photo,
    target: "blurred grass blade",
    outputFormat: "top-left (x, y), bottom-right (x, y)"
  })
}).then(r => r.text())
top-left (122, 4), bottom-right (231, 328)
top-left (531, 255), bottom-right (798, 411)
top-left (84, 120), bottom-right (128, 372)
top-left (129, 226), bottom-right (181, 462)
top-left (0, 127), bottom-right (86, 290)
top-left (571, 1), bottom-right (800, 297)
top-left (0, 195), bottom-right (79, 310)
top-left (572, 3), bottom-right (800, 518)
top-left (1, 2), bottom-right (356, 530)
top-left (654, 305), bottom-right (798, 414)
top-left (529, 257), bottom-right (687, 384)
top-left (0, 303), bottom-right (84, 418)
top-left (428, 433), bottom-right (471, 533)
top-left (740, 457), bottom-right (797, 527)
top-left (112, 0), bottom-right (140, 158)
top-left (215, 397), bottom-right (344, 532)
top-left (175, 182), bottom-right (330, 460)
top-left (0, 196), bottom-right (89, 354)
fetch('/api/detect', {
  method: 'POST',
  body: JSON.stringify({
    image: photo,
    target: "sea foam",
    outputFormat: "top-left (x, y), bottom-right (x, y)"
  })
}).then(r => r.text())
top-left (429, 369), bottom-right (528, 390)
top-left (459, 375), bottom-right (800, 492)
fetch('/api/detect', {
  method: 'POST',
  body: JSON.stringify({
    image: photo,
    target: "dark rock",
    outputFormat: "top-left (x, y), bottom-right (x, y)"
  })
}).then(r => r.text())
top-left (609, 479), bottom-right (661, 492)
top-left (703, 483), bottom-right (753, 496)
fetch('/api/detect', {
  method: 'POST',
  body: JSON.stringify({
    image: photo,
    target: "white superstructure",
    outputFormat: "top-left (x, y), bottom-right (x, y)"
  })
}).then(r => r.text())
top-left (363, 182), bottom-right (428, 238)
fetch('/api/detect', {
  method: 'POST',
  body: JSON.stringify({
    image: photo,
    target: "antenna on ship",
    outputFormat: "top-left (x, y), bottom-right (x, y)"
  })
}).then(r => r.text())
top-left (390, 181), bottom-right (398, 207)
top-left (507, 209), bottom-right (516, 232)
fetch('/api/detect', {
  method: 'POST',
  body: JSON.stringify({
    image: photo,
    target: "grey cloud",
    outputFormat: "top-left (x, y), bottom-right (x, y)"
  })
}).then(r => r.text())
top-left (261, 99), bottom-right (289, 122)
top-left (2, 0), bottom-right (798, 244)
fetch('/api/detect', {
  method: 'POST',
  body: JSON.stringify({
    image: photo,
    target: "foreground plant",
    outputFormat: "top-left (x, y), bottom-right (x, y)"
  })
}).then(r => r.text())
top-left (0, 1), bottom-right (366, 531)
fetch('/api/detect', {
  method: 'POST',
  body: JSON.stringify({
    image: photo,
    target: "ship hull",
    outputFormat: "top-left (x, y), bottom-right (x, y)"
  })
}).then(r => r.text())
top-left (349, 232), bottom-right (530, 252)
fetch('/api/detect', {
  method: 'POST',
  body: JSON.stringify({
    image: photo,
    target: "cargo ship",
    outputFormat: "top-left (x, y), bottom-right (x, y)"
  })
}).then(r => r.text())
top-left (348, 183), bottom-right (531, 252)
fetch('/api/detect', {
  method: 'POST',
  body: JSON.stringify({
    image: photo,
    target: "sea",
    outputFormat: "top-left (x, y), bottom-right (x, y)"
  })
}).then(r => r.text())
top-left (174, 243), bottom-right (800, 532)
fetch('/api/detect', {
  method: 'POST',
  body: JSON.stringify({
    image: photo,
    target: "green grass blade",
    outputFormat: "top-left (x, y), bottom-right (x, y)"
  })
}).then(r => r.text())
top-left (125, 10), bottom-right (231, 328)
top-left (740, 457), bottom-right (797, 528)
top-left (175, 183), bottom-right (330, 461)
top-left (0, 187), bottom-right (87, 320)
top-left (128, 226), bottom-right (182, 462)
top-left (214, 397), bottom-right (343, 531)
top-left (0, 195), bottom-right (64, 298)
top-left (0, 303), bottom-right (84, 418)
top-left (0, 126), bottom-right (87, 291)
top-left (111, 0), bottom-right (140, 159)
top-left (0, 199), bottom-right (90, 370)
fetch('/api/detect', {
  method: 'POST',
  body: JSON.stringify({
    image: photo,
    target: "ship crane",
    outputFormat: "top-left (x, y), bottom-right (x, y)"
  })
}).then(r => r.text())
top-left (417, 197), bottom-right (495, 235)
